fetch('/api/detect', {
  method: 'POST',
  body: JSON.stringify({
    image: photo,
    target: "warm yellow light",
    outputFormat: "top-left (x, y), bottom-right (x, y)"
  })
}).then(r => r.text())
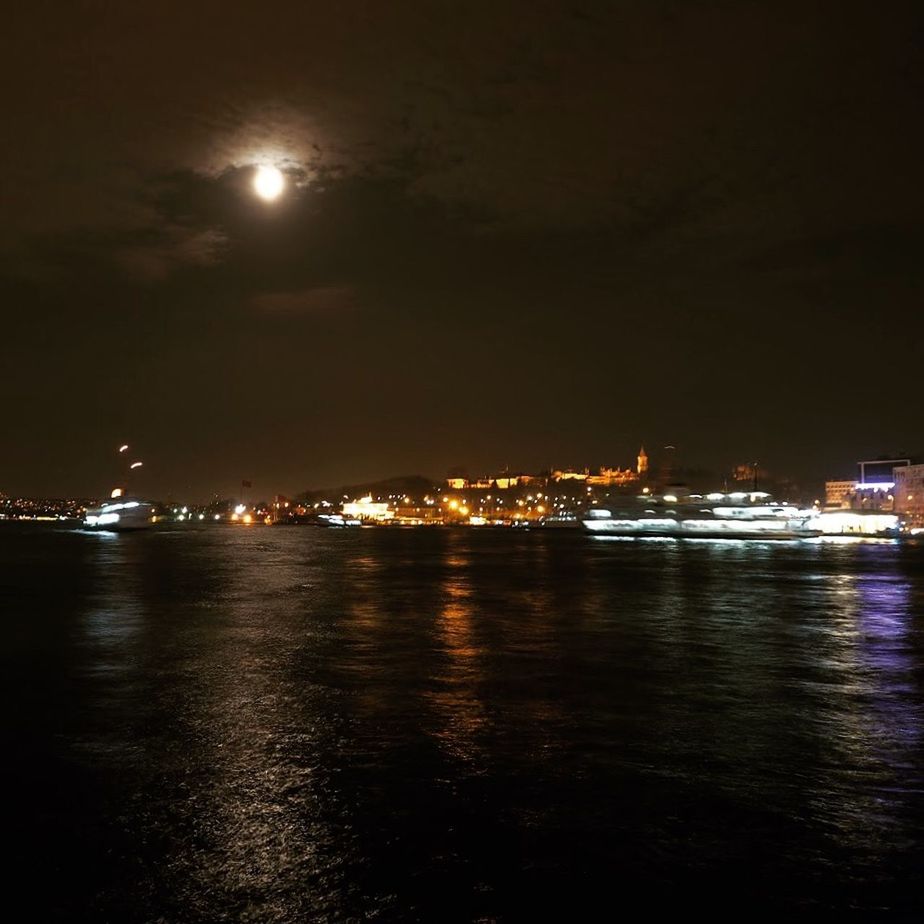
top-left (253, 165), bottom-right (285, 201)
top-left (459, 506), bottom-right (469, 516)
top-left (231, 513), bottom-right (239, 521)
top-left (537, 505), bottom-right (545, 513)
top-left (243, 513), bottom-right (253, 524)
top-left (449, 500), bottom-right (458, 510)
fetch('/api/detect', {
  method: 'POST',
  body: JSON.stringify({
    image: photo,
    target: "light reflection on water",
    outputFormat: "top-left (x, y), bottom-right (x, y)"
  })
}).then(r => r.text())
top-left (1, 526), bottom-right (922, 920)
top-left (428, 543), bottom-right (491, 769)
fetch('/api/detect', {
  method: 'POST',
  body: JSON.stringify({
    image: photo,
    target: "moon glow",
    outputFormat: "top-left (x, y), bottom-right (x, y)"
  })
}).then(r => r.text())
top-left (253, 165), bottom-right (285, 201)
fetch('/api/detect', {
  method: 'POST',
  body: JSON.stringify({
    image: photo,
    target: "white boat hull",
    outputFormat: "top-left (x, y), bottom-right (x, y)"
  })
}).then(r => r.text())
top-left (583, 502), bottom-right (822, 540)
top-left (583, 518), bottom-right (820, 539)
top-left (85, 500), bottom-right (155, 531)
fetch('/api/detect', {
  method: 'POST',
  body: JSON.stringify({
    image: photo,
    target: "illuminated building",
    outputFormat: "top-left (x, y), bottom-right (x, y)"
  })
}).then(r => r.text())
top-left (824, 457), bottom-right (915, 514)
top-left (393, 504), bottom-right (444, 525)
top-left (852, 457), bottom-right (910, 512)
top-left (814, 511), bottom-right (900, 536)
top-left (342, 496), bottom-right (394, 522)
top-left (448, 459), bottom-right (645, 492)
top-left (824, 480), bottom-right (855, 508)
top-left (845, 484), bottom-right (892, 512)
top-left (637, 445), bottom-right (648, 476)
top-left (447, 477), bottom-right (494, 489)
top-left (552, 469), bottom-right (589, 482)
top-left (586, 467), bottom-right (638, 486)
top-left (894, 463), bottom-right (924, 524)
top-left (732, 462), bottom-right (767, 486)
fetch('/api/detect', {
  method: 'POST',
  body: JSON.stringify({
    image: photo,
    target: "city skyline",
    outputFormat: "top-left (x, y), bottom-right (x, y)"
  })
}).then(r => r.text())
top-left (2, 441), bottom-right (918, 505)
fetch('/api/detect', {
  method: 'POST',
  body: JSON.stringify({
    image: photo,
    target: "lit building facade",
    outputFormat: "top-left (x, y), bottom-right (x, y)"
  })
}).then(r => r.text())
top-left (446, 476), bottom-right (520, 489)
top-left (825, 458), bottom-right (916, 514)
top-left (586, 467), bottom-right (639, 486)
top-left (852, 457), bottom-right (910, 512)
top-left (342, 496), bottom-right (394, 522)
top-left (894, 463), bottom-right (924, 524)
top-left (825, 480), bottom-right (855, 508)
top-left (552, 469), bottom-right (589, 482)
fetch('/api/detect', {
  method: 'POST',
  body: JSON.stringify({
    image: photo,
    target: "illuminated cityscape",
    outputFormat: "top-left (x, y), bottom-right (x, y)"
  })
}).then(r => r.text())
top-left (3, 446), bottom-right (921, 533)
top-left (3, 2), bottom-right (923, 919)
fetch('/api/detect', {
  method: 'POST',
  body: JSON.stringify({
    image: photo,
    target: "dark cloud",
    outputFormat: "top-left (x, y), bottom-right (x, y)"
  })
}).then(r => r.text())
top-left (252, 285), bottom-right (357, 315)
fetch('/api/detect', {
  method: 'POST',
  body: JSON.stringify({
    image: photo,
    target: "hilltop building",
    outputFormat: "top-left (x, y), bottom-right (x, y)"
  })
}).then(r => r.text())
top-left (586, 467), bottom-right (638, 486)
top-left (552, 469), bottom-right (589, 482)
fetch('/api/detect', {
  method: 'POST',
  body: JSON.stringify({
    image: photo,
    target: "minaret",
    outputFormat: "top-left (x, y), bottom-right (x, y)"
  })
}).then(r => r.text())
top-left (637, 445), bottom-right (648, 476)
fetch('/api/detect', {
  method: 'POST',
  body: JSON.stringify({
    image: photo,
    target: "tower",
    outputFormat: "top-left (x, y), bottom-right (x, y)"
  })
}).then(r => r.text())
top-left (637, 445), bottom-right (648, 476)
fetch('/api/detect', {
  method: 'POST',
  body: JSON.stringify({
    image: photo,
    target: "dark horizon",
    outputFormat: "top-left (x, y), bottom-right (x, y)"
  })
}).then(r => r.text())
top-left (3, 2), bottom-right (922, 498)
top-left (1, 436), bottom-right (920, 500)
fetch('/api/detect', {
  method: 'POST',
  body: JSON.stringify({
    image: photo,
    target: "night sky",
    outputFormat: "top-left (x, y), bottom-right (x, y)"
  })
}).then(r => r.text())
top-left (2, 1), bottom-right (922, 498)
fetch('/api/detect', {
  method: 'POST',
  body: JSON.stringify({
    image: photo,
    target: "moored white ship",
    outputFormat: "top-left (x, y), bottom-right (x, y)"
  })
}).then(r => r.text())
top-left (583, 491), bottom-right (821, 539)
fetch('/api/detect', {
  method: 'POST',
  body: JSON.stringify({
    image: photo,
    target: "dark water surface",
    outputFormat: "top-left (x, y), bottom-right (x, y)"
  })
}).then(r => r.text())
top-left (2, 525), bottom-right (923, 920)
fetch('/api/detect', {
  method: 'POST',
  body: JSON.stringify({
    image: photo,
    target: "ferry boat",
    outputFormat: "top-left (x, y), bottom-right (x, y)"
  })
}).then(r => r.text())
top-left (538, 512), bottom-right (581, 529)
top-left (84, 443), bottom-right (155, 531)
top-left (582, 491), bottom-right (821, 540)
top-left (84, 498), bottom-right (156, 531)
top-left (317, 513), bottom-right (362, 528)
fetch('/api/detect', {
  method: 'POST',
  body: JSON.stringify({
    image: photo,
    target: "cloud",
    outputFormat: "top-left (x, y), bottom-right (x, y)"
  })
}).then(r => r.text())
top-left (251, 285), bottom-right (357, 315)
top-left (1, 0), bottom-right (921, 290)
top-left (115, 226), bottom-right (228, 282)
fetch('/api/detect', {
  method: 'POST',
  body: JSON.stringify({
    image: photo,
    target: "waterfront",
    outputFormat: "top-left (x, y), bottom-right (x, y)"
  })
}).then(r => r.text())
top-left (3, 525), bottom-right (923, 920)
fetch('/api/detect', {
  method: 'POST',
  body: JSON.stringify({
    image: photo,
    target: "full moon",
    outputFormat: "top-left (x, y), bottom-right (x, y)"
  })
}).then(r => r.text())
top-left (253, 165), bottom-right (285, 201)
